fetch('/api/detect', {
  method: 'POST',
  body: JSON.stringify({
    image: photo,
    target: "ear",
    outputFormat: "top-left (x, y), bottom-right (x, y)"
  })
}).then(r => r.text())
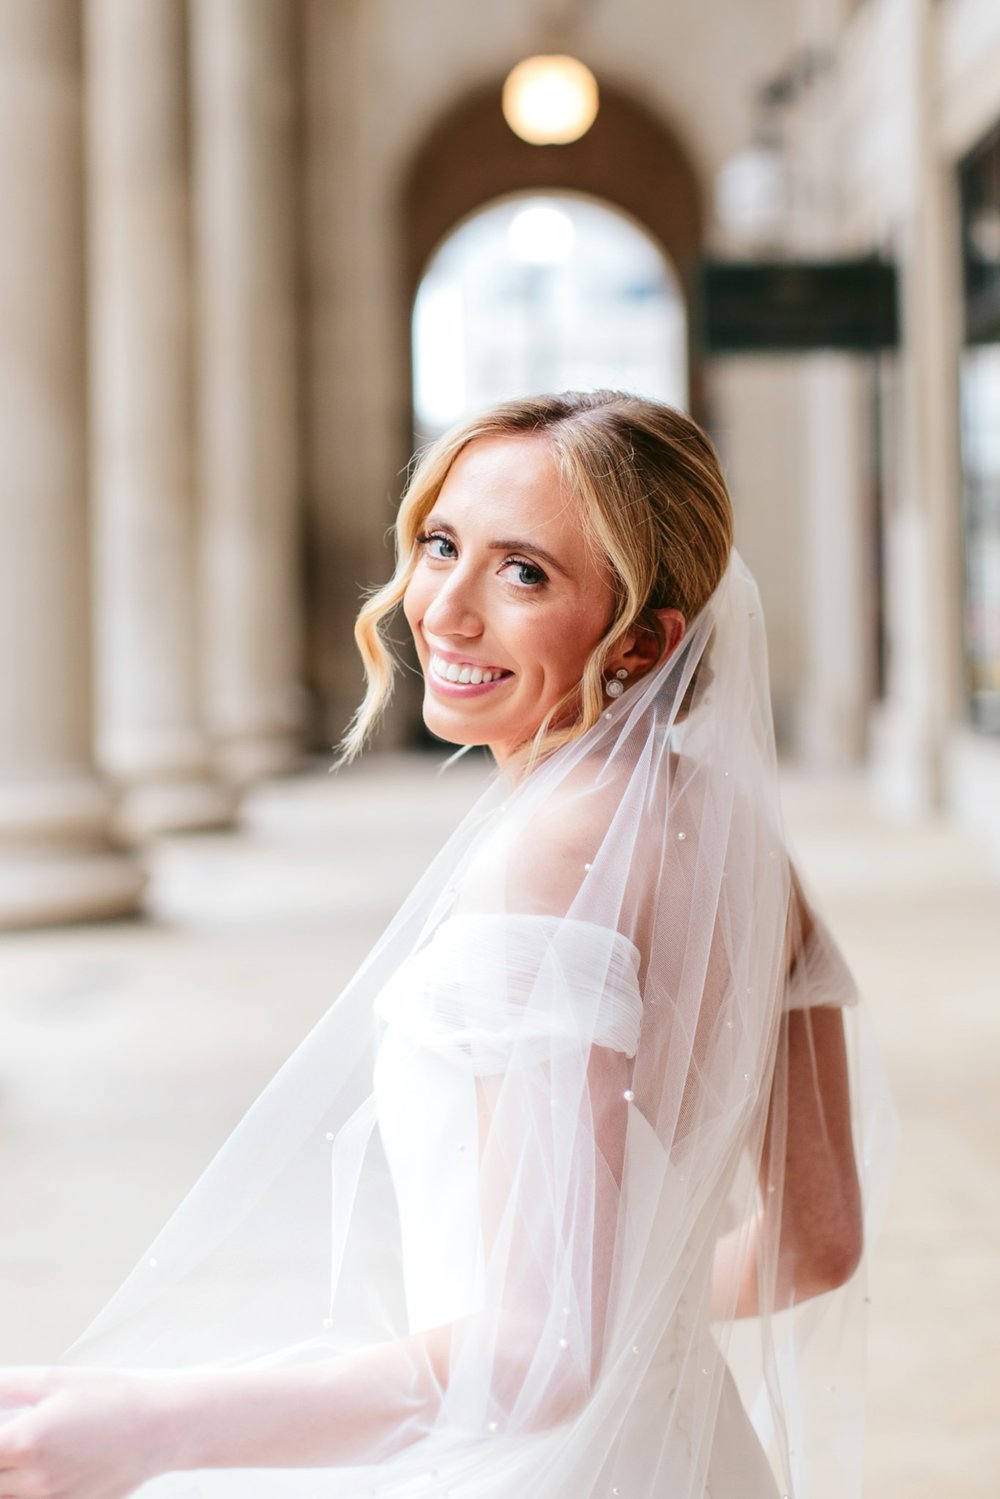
top-left (608, 608), bottom-right (686, 680)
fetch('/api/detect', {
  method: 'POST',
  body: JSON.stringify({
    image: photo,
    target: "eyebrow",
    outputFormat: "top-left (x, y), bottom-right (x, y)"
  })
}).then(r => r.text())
top-left (422, 516), bottom-right (571, 578)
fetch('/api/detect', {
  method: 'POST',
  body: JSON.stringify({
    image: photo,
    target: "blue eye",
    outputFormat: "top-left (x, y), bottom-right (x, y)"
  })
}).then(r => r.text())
top-left (416, 531), bottom-right (457, 560)
top-left (415, 532), bottom-right (547, 589)
top-left (501, 558), bottom-right (547, 588)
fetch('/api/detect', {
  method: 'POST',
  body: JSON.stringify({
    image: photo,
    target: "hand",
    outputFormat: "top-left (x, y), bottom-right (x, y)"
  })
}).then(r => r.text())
top-left (0, 1365), bottom-right (169, 1499)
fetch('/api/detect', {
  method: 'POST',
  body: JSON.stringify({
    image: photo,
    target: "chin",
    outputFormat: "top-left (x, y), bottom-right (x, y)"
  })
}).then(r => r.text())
top-left (421, 705), bottom-right (491, 750)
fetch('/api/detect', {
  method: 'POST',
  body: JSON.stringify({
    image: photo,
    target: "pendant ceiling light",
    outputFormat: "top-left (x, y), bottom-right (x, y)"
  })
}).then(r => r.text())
top-left (502, 54), bottom-right (599, 145)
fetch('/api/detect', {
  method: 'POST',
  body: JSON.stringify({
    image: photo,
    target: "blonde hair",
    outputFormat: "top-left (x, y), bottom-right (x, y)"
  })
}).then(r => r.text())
top-left (338, 391), bottom-right (734, 763)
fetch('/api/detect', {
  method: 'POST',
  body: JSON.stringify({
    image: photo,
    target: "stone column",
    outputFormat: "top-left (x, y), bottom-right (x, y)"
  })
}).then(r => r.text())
top-left (796, 355), bottom-right (873, 766)
top-left (302, 0), bottom-right (401, 749)
top-left (190, 0), bottom-right (305, 784)
top-left (868, 0), bottom-right (964, 814)
top-left (708, 357), bottom-right (809, 749)
top-left (85, 0), bottom-right (235, 839)
top-left (0, 1), bottom-right (144, 928)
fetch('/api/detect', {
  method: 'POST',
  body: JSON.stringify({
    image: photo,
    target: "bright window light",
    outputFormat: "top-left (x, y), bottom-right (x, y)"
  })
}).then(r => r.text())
top-left (507, 204), bottom-right (576, 264)
top-left (412, 192), bottom-right (688, 438)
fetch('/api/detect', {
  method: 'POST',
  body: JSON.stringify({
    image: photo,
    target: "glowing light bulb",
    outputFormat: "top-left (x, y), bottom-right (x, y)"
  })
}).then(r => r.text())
top-left (502, 55), bottom-right (599, 146)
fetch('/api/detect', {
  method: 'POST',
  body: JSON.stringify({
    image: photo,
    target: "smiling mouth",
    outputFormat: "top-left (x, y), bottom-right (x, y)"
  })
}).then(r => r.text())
top-left (429, 653), bottom-right (513, 686)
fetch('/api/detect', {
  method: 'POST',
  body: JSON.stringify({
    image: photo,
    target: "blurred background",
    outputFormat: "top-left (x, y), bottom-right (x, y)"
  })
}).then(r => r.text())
top-left (0, 1), bottom-right (998, 1495)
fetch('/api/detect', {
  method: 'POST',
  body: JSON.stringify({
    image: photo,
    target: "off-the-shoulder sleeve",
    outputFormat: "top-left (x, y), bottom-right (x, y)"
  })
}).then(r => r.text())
top-left (373, 912), bottom-right (644, 1070)
top-left (783, 908), bottom-right (860, 1011)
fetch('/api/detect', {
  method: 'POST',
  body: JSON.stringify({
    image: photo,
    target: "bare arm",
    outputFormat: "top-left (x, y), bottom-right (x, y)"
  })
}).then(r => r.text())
top-left (0, 1327), bottom-right (451, 1497)
top-left (712, 877), bottom-right (863, 1319)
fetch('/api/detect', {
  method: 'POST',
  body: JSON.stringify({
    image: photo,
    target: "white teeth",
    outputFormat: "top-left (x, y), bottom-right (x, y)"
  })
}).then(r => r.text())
top-left (429, 652), bottom-right (506, 686)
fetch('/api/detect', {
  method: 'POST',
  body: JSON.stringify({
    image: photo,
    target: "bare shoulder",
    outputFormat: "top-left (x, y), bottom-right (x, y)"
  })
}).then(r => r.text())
top-left (502, 758), bottom-right (630, 917)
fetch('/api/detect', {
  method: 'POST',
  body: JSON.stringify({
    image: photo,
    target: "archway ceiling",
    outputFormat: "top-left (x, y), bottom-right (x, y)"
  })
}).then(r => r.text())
top-left (401, 81), bottom-right (703, 301)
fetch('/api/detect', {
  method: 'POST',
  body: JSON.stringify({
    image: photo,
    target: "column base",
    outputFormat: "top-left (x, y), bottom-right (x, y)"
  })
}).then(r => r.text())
top-left (112, 775), bottom-right (238, 842)
top-left (0, 770), bottom-right (146, 930)
top-left (794, 690), bottom-right (869, 770)
top-left (216, 732), bottom-right (307, 788)
top-left (0, 846), bottom-right (146, 931)
top-left (944, 726), bottom-right (1000, 870)
top-left (867, 699), bottom-right (941, 817)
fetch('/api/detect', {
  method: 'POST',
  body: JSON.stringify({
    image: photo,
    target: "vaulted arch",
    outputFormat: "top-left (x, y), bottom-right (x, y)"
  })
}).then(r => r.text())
top-left (400, 79), bottom-right (706, 417)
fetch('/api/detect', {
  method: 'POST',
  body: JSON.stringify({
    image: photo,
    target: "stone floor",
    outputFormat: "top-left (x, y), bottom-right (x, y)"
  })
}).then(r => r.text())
top-left (0, 751), bottom-right (997, 1497)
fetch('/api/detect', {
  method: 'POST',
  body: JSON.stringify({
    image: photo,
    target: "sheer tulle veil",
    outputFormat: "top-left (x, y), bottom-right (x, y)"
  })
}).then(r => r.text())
top-left (63, 545), bottom-right (896, 1499)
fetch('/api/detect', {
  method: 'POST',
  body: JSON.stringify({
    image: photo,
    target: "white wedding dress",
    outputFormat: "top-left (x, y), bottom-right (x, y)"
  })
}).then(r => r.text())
top-left (370, 912), bottom-right (786, 1499)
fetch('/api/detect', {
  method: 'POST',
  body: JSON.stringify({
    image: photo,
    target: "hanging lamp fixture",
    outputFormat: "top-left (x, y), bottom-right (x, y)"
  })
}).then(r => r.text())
top-left (501, 53), bottom-right (599, 145)
top-left (501, 0), bottom-right (600, 146)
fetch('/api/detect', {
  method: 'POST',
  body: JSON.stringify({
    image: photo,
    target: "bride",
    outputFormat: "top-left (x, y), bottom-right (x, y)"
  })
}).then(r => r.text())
top-left (0, 391), bottom-right (894, 1499)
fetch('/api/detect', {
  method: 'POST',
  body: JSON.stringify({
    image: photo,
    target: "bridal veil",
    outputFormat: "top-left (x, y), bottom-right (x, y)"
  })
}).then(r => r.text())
top-left (63, 550), bottom-right (897, 1499)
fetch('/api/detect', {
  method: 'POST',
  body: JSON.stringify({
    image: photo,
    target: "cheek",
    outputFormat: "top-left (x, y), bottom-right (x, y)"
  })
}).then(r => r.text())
top-left (533, 609), bottom-right (606, 690)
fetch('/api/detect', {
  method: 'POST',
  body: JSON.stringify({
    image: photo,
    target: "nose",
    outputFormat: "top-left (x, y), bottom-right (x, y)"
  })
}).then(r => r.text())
top-left (421, 561), bottom-right (483, 640)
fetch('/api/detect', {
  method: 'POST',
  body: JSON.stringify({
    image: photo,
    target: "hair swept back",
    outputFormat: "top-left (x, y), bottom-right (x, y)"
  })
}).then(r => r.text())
top-left (337, 390), bottom-right (734, 764)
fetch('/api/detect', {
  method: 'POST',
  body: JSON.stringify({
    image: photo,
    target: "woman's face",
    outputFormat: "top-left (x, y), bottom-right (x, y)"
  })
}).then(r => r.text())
top-left (402, 434), bottom-right (617, 764)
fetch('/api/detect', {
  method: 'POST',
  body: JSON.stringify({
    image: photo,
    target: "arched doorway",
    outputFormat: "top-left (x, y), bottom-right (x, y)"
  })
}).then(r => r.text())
top-left (401, 79), bottom-right (705, 435)
top-left (413, 190), bottom-right (688, 438)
